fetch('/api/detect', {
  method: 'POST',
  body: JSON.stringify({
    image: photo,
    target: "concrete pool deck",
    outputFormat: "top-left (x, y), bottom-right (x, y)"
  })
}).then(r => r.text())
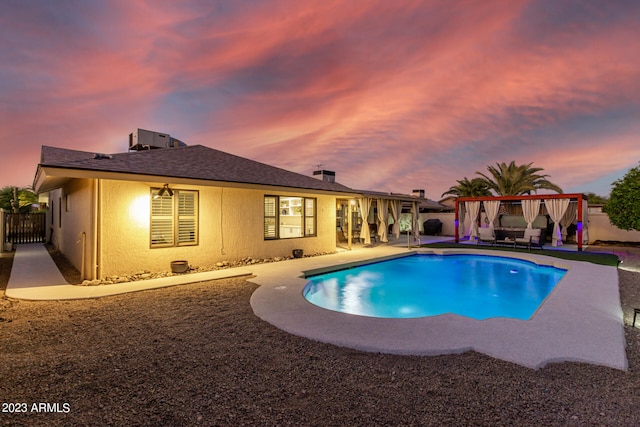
top-left (249, 246), bottom-right (628, 371)
top-left (5, 242), bottom-right (627, 370)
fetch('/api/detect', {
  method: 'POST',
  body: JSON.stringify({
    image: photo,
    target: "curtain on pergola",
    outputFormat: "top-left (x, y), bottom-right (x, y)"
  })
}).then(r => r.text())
top-left (358, 197), bottom-right (372, 244)
top-left (483, 200), bottom-right (500, 233)
top-left (582, 201), bottom-right (590, 243)
top-left (389, 200), bottom-right (401, 239)
top-left (464, 201), bottom-right (480, 240)
top-left (411, 201), bottom-right (421, 243)
top-left (545, 198), bottom-right (570, 247)
top-left (459, 202), bottom-right (467, 237)
top-left (376, 198), bottom-right (389, 243)
top-left (521, 199), bottom-right (541, 229)
top-left (560, 202), bottom-right (578, 241)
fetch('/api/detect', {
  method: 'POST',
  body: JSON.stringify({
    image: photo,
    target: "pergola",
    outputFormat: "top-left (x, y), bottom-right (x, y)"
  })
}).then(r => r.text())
top-left (454, 193), bottom-right (588, 251)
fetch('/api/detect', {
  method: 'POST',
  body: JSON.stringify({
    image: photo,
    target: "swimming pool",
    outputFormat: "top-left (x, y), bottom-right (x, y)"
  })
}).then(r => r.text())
top-left (303, 254), bottom-right (566, 320)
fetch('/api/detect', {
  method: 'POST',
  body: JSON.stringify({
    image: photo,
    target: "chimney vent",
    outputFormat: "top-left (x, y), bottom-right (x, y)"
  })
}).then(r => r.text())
top-left (313, 170), bottom-right (336, 183)
top-left (412, 189), bottom-right (425, 198)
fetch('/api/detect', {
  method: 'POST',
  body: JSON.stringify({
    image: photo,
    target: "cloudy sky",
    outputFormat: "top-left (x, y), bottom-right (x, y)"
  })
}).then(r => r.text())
top-left (2, 0), bottom-right (639, 199)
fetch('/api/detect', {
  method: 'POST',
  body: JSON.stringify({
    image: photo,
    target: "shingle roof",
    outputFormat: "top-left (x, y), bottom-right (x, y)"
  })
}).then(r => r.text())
top-left (39, 145), bottom-right (354, 193)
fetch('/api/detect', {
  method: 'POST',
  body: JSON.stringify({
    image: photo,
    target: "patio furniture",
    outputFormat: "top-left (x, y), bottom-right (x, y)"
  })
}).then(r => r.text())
top-left (514, 228), bottom-right (543, 250)
top-left (423, 219), bottom-right (443, 235)
top-left (495, 227), bottom-right (548, 246)
top-left (477, 227), bottom-right (496, 246)
top-left (341, 226), bottom-right (361, 243)
top-left (368, 223), bottom-right (378, 243)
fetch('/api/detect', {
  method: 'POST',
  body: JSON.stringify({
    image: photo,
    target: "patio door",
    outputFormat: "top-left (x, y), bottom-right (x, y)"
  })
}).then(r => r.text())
top-left (336, 199), bottom-right (361, 243)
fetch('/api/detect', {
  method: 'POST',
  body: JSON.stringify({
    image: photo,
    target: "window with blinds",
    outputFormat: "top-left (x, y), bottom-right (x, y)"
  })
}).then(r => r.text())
top-left (151, 188), bottom-right (198, 247)
top-left (264, 196), bottom-right (316, 240)
top-left (264, 196), bottom-right (277, 239)
top-left (304, 198), bottom-right (316, 236)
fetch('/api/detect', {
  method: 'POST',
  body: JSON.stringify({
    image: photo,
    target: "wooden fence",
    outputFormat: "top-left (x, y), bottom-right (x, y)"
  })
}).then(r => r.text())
top-left (3, 212), bottom-right (46, 244)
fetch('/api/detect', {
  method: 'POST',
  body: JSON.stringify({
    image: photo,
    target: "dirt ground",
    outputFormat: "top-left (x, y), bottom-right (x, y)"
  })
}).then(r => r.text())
top-left (1, 247), bottom-right (639, 426)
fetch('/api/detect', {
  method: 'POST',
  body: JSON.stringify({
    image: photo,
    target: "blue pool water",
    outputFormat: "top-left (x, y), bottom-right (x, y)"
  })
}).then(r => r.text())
top-left (303, 254), bottom-right (566, 320)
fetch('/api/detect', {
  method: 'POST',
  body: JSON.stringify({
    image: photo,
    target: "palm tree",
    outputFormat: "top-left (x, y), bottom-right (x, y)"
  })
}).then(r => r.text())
top-left (475, 161), bottom-right (562, 196)
top-left (0, 186), bottom-right (38, 212)
top-left (441, 177), bottom-right (492, 198)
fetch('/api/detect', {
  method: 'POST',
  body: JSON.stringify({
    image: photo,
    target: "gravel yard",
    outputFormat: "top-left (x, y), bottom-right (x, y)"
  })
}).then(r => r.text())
top-left (1, 247), bottom-right (639, 426)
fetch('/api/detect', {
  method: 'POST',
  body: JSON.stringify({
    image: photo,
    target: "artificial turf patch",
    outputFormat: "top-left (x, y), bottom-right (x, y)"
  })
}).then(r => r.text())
top-left (421, 242), bottom-right (620, 267)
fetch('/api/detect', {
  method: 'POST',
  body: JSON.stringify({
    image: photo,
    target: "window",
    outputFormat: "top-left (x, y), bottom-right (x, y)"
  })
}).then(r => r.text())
top-left (264, 196), bottom-right (316, 239)
top-left (151, 188), bottom-right (198, 247)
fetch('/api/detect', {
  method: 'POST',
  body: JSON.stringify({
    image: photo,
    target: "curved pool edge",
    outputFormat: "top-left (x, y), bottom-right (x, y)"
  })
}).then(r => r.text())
top-left (302, 248), bottom-right (573, 279)
top-left (249, 247), bottom-right (627, 371)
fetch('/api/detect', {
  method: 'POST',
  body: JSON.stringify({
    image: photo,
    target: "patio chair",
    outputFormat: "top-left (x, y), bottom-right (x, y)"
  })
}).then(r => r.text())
top-left (477, 227), bottom-right (496, 246)
top-left (341, 226), bottom-right (361, 243)
top-left (368, 223), bottom-right (378, 243)
top-left (514, 228), bottom-right (543, 251)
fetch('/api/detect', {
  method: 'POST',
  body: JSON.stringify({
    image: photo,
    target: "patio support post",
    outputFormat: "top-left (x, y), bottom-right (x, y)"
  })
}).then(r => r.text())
top-left (454, 199), bottom-right (459, 243)
top-left (577, 194), bottom-right (583, 252)
top-left (347, 200), bottom-right (353, 250)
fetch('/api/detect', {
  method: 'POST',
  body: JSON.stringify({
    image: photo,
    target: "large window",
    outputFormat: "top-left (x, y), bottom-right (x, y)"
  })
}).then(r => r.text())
top-left (151, 188), bottom-right (198, 247)
top-left (264, 196), bottom-right (316, 239)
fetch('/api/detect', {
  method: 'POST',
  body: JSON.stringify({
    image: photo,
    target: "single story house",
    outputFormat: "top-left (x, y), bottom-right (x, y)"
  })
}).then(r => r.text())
top-left (33, 129), bottom-right (427, 280)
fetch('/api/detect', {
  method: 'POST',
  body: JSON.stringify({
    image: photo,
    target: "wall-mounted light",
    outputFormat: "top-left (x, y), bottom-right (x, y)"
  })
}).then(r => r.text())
top-left (155, 184), bottom-right (174, 198)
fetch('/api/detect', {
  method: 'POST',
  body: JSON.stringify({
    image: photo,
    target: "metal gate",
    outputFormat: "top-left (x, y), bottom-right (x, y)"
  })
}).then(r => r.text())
top-left (3, 212), bottom-right (46, 244)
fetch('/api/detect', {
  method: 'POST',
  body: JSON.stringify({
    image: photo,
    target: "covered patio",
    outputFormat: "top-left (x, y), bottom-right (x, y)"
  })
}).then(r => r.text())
top-left (454, 193), bottom-right (589, 251)
top-left (336, 191), bottom-right (427, 250)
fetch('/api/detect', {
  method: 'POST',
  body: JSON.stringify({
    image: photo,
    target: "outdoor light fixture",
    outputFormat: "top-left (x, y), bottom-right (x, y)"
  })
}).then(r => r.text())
top-left (157, 184), bottom-right (174, 198)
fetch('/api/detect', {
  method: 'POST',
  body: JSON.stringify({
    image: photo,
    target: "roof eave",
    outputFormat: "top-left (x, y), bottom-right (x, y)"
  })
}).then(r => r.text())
top-left (33, 165), bottom-right (360, 197)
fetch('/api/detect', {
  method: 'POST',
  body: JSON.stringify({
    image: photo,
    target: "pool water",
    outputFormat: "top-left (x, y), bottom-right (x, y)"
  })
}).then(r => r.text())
top-left (303, 254), bottom-right (566, 320)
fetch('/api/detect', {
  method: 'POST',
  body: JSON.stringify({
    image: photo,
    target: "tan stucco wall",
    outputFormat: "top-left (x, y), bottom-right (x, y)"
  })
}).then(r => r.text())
top-left (587, 213), bottom-right (640, 243)
top-left (48, 180), bottom-right (96, 279)
top-left (97, 180), bottom-right (338, 278)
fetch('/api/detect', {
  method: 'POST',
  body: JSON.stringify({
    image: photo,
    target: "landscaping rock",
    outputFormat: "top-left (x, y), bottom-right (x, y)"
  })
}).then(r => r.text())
top-left (69, 251), bottom-right (336, 286)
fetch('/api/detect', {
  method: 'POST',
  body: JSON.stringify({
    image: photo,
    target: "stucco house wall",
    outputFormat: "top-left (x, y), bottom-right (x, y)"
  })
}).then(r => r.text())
top-left (47, 180), bottom-right (96, 279)
top-left (58, 179), bottom-right (338, 278)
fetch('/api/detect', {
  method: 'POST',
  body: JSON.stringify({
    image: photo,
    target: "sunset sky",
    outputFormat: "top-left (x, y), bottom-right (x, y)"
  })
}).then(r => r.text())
top-left (2, 0), bottom-right (639, 199)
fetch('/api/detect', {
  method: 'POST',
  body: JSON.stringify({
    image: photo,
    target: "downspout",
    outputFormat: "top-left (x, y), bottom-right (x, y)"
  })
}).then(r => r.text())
top-left (92, 179), bottom-right (102, 280)
top-left (80, 232), bottom-right (86, 280)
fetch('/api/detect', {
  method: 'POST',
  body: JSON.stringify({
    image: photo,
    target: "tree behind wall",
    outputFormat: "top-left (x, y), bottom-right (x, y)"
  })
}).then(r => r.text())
top-left (603, 165), bottom-right (640, 231)
top-left (441, 177), bottom-right (491, 197)
top-left (0, 186), bottom-right (38, 212)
